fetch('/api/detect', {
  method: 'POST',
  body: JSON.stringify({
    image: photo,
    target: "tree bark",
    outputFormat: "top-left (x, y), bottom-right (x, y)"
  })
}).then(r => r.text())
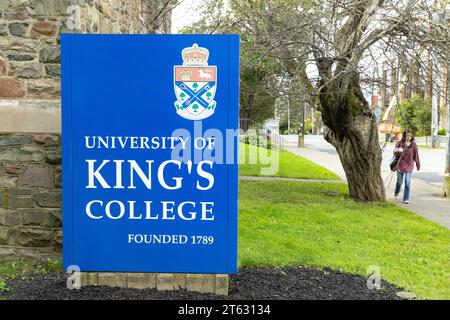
top-left (319, 66), bottom-right (386, 202)
top-left (324, 121), bottom-right (386, 202)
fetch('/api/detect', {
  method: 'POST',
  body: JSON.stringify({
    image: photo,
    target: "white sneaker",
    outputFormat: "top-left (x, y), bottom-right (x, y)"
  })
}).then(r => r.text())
top-left (395, 194), bottom-right (399, 199)
top-left (404, 200), bottom-right (410, 204)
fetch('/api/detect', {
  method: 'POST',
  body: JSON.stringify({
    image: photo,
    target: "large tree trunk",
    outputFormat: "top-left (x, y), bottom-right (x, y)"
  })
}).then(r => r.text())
top-left (318, 64), bottom-right (386, 202)
top-left (273, 0), bottom-right (387, 201)
top-left (323, 118), bottom-right (385, 202)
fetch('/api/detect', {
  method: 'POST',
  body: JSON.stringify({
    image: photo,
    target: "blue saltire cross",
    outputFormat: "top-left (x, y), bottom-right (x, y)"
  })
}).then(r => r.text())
top-left (176, 82), bottom-right (214, 109)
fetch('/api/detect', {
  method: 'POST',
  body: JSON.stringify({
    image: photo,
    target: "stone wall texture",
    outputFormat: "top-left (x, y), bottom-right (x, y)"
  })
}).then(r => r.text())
top-left (0, 132), bottom-right (62, 259)
top-left (0, 0), bottom-right (171, 99)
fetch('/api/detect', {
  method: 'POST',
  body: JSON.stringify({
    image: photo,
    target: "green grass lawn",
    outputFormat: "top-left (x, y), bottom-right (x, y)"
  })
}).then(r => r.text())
top-left (239, 143), bottom-right (340, 180)
top-left (239, 180), bottom-right (450, 300)
top-left (1, 146), bottom-right (448, 300)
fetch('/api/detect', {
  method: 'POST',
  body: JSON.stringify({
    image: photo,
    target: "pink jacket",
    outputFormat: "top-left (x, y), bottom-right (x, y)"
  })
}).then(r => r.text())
top-left (394, 141), bottom-right (420, 173)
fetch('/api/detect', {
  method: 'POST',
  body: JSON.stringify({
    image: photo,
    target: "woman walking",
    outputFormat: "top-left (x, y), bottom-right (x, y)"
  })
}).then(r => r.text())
top-left (394, 129), bottom-right (421, 204)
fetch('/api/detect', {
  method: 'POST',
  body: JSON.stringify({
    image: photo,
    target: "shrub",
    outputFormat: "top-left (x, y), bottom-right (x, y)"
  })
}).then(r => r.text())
top-left (438, 128), bottom-right (446, 136)
top-left (240, 134), bottom-right (280, 150)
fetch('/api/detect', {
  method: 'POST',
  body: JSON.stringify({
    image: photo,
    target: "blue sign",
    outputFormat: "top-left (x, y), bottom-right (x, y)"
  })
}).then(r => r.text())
top-left (61, 34), bottom-right (239, 274)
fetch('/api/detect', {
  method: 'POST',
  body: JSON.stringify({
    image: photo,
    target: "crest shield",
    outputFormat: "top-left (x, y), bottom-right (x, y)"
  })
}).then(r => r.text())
top-left (174, 44), bottom-right (217, 120)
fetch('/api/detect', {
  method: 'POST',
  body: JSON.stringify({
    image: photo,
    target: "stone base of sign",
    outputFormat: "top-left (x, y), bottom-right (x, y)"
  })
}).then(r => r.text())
top-left (80, 272), bottom-right (229, 296)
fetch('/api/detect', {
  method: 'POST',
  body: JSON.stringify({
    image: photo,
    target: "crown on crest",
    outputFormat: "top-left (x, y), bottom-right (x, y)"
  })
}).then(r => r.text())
top-left (182, 43), bottom-right (209, 66)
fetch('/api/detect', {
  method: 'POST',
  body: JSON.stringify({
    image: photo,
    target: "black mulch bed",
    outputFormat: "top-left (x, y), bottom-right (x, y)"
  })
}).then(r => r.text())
top-left (1, 266), bottom-right (403, 300)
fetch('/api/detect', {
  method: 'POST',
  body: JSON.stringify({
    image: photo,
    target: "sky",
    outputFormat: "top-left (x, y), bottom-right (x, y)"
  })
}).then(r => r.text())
top-left (171, 0), bottom-right (202, 34)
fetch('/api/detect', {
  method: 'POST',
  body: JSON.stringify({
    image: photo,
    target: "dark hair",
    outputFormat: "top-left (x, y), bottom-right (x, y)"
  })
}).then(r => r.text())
top-left (401, 129), bottom-right (415, 142)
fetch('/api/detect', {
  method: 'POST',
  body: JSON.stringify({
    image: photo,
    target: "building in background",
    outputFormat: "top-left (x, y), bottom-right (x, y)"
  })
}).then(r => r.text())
top-left (374, 55), bottom-right (449, 142)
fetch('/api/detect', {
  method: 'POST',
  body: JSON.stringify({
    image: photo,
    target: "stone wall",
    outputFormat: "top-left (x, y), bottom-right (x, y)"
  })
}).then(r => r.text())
top-left (0, 132), bottom-right (61, 259)
top-left (0, 0), bottom-right (171, 259)
top-left (0, 0), bottom-right (171, 99)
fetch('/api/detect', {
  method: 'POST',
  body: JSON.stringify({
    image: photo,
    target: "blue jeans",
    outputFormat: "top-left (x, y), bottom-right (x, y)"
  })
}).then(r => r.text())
top-left (395, 171), bottom-right (412, 201)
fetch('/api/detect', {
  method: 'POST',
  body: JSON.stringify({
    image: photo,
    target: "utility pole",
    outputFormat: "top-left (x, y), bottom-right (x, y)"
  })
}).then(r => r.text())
top-left (432, 74), bottom-right (440, 148)
top-left (442, 3), bottom-right (450, 196)
top-left (298, 102), bottom-right (305, 147)
top-left (446, 44), bottom-right (450, 196)
top-left (287, 97), bottom-right (291, 133)
top-left (380, 63), bottom-right (387, 116)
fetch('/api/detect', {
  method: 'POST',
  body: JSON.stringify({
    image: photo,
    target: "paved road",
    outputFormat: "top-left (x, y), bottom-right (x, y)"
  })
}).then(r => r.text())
top-left (282, 135), bottom-right (446, 188)
top-left (281, 134), bottom-right (450, 230)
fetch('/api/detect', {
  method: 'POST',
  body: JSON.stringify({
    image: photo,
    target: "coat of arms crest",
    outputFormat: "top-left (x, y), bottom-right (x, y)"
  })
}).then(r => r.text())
top-left (174, 43), bottom-right (217, 120)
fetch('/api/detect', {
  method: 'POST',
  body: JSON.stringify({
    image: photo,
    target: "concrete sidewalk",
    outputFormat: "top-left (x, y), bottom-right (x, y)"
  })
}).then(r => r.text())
top-left (286, 145), bottom-right (450, 230)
